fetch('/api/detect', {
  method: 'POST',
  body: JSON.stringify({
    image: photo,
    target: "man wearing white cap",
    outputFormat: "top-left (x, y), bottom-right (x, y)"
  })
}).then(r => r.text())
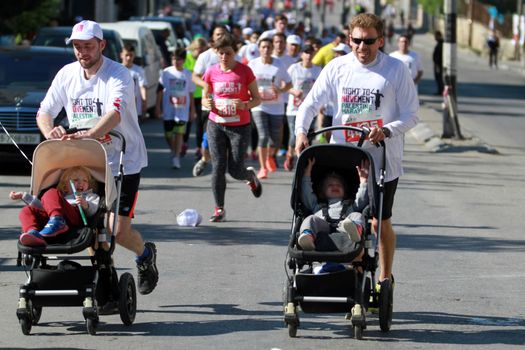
top-left (36, 20), bottom-right (159, 296)
top-left (332, 43), bottom-right (351, 55)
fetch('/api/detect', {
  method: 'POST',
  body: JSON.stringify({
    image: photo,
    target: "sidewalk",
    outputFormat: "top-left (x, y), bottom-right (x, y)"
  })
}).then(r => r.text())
top-left (407, 33), bottom-right (501, 154)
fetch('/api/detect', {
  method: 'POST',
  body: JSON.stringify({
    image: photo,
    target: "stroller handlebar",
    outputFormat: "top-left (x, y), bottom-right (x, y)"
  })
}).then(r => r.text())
top-left (307, 125), bottom-right (385, 148)
top-left (66, 128), bottom-right (127, 154)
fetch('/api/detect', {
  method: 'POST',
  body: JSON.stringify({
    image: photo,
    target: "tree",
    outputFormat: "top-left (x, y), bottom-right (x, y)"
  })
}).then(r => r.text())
top-left (418, 0), bottom-right (444, 15)
top-left (0, 0), bottom-right (60, 39)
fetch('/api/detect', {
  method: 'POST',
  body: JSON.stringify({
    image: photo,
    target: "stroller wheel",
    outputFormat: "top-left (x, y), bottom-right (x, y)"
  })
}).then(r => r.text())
top-left (288, 323), bottom-right (298, 338)
top-left (378, 279), bottom-right (393, 332)
top-left (86, 317), bottom-right (98, 335)
top-left (118, 272), bottom-right (137, 326)
top-left (19, 316), bottom-right (32, 335)
top-left (353, 325), bottom-right (363, 340)
top-left (31, 306), bottom-right (42, 325)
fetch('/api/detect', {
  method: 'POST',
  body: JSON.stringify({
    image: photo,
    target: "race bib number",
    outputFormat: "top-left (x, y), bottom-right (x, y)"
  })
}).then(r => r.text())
top-left (171, 94), bottom-right (187, 109)
top-left (214, 98), bottom-right (240, 123)
top-left (215, 98), bottom-right (237, 117)
top-left (259, 86), bottom-right (277, 102)
top-left (343, 116), bottom-right (383, 143)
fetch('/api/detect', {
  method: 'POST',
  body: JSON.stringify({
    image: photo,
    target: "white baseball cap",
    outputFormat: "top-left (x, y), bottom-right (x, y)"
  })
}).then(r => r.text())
top-left (286, 34), bottom-right (302, 46)
top-left (244, 42), bottom-right (260, 61)
top-left (66, 20), bottom-right (103, 44)
top-left (242, 27), bottom-right (254, 36)
top-left (332, 43), bottom-right (350, 54)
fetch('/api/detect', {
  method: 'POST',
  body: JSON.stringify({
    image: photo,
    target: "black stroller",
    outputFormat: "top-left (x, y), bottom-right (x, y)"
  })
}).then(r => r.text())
top-left (15, 132), bottom-right (137, 335)
top-left (283, 126), bottom-right (393, 339)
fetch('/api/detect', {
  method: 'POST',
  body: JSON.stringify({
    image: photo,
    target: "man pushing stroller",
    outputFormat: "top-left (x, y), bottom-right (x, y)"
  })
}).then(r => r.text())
top-left (34, 20), bottom-right (158, 296)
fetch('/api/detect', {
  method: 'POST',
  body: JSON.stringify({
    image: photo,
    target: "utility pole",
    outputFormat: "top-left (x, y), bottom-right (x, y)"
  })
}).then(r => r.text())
top-left (443, 0), bottom-right (463, 139)
top-left (517, 0), bottom-right (523, 61)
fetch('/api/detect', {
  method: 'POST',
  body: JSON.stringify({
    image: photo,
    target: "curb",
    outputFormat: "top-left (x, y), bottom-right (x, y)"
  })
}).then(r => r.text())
top-left (409, 117), bottom-right (499, 155)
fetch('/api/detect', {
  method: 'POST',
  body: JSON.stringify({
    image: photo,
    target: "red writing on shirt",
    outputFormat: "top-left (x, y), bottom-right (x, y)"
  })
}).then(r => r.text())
top-left (344, 119), bottom-right (383, 142)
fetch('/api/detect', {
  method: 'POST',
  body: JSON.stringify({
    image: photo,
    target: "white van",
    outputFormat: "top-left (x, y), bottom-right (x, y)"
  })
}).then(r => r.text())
top-left (99, 22), bottom-right (161, 114)
top-left (128, 21), bottom-right (177, 59)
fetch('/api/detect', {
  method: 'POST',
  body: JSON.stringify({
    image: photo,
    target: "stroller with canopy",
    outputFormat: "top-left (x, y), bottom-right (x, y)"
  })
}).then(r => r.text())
top-left (283, 126), bottom-right (393, 339)
top-left (15, 132), bottom-right (137, 335)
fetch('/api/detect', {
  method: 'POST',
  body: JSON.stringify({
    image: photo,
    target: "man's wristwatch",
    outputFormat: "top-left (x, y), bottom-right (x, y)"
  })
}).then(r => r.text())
top-left (381, 127), bottom-right (391, 138)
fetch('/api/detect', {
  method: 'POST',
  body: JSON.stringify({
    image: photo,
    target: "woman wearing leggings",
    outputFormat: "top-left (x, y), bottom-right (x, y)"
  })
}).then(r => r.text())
top-left (202, 34), bottom-right (263, 222)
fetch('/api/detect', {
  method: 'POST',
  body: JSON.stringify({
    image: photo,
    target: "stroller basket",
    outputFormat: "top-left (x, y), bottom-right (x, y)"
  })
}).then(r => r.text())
top-left (296, 268), bottom-right (359, 313)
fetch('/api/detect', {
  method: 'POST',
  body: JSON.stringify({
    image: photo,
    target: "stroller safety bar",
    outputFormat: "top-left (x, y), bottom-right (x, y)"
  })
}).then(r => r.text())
top-left (34, 290), bottom-right (80, 296)
top-left (299, 296), bottom-right (355, 304)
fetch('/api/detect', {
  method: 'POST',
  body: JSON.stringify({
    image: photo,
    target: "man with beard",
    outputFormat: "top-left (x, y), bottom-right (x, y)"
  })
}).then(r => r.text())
top-left (36, 20), bottom-right (158, 296)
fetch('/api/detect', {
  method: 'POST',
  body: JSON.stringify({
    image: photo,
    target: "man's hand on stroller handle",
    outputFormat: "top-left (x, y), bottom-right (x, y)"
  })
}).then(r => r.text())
top-left (295, 132), bottom-right (309, 155)
top-left (368, 126), bottom-right (389, 144)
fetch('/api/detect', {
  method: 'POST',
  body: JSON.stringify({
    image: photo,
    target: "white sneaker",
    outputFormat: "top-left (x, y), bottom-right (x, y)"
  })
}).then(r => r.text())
top-left (192, 158), bottom-right (207, 176)
top-left (172, 156), bottom-right (181, 169)
top-left (298, 231), bottom-right (316, 251)
top-left (338, 217), bottom-right (361, 242)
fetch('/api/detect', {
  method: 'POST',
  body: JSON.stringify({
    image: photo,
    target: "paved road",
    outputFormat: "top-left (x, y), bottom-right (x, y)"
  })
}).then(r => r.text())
top-left (0, 32), bottom-right (524, 349)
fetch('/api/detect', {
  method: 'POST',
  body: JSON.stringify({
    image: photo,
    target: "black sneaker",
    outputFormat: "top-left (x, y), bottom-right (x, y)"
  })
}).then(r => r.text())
top-left (137, 242), bottom-right (159, 295)
top-left (246, 167), bottom-right (262, 198)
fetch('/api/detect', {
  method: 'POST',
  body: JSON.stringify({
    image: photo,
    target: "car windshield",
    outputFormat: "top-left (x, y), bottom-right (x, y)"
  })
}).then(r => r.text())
top-left (0, 51), bottom-right (74, 89)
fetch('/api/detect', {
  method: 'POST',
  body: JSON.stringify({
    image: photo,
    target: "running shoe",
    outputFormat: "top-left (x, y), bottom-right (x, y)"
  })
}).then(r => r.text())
top-left (283, 155), bottom-right (294, 171)
top-left (209, 207), bottom-right (226, 222)
top-left (19, 230), bottom-right (46, 246)
top-left (266, 156), bottom-right (277, 172)
top-left (39, 216), bottom-right (69, 237)
top-left (192, 158), bottom-right (207, 177)
top-left (257, 168), bottom-right (268, 179)
top-left (246, 167), bottom-right (262, 198)
top-left (137, 242), bottom-right (159, 295)
top-left (172, 156), bottom-right (181, 169)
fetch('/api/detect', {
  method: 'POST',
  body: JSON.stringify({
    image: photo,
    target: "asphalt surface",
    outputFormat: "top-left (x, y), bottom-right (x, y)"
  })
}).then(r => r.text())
top-left (0, 31), bottom-right (524, 349)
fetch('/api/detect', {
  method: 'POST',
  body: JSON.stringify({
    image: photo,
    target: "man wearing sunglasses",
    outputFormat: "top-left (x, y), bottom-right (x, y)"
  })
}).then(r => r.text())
top-left (294, 13), bottom-right (419, 290)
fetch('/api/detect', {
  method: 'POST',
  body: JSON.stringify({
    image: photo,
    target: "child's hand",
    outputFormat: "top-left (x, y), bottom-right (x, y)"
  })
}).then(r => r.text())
top-left (357, 159), bottom-right (370, 183)
top-left (75, 195), bottom-right (88, 210)
top-left (304, 157), bottom-right (315, 177)
top-left (9, 191), bottom-right (23, 200)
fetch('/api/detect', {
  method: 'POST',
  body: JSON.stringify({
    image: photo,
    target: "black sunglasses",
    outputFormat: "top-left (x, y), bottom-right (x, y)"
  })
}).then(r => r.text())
top-left (351, 37), bottom-right (378, 45)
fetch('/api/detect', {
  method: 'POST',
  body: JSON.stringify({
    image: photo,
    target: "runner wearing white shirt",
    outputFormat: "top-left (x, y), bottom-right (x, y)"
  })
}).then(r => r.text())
top-left (120, 44), bottom-right (148, 121)
top-left (284, 44), bottom-right (321, 171)
top-left (295, 14), bottom-right (419, 287)
top-left (37, 20), bottom-right (158, 296)
top-left (389, 34), bottom-right (423, 87)
top-left (157, 48), bottom-right (196, 169)
top-left (248, 38), bottom-right (292, 179)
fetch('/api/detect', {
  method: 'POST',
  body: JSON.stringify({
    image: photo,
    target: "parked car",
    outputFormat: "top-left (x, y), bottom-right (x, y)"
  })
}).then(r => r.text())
top-left (129, 16), bottom-right (191, 48)
top-left (0, 46), bottom-right (75, 163)
top-left (99, 22), bottom-right (161, 114)
top-left (32, 26), bottom-right (124, 62)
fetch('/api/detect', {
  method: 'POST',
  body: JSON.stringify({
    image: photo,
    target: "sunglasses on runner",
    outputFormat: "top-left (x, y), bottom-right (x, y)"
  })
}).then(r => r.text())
top-left (351, 37), bottom-right (379, 45)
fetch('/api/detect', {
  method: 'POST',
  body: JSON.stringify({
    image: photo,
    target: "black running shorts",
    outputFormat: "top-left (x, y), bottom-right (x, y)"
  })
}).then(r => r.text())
top-left (371, 178), bottom-right (398, 220)
top-left (112, 173), bottom-right (141, 218)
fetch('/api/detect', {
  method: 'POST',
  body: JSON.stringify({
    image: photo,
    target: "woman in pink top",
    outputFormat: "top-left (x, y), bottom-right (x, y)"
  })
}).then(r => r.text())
top-left (202, 34), bottom-right (263, 222)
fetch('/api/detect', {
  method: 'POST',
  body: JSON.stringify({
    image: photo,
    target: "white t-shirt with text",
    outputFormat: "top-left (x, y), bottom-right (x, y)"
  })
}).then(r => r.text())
top-left (39, 57), bottom-right (148, 176)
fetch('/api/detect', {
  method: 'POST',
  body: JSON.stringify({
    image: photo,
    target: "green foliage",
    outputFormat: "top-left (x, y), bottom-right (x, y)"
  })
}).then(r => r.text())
top-left (418, 0), bottom-right (444, 15)
top-left (0, 0), bottom-right (61, 36)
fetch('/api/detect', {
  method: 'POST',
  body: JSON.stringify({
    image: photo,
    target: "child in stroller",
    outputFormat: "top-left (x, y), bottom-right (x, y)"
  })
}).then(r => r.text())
top-left (10, 166), bottom-right (100, 246)
top-left (297, 157), bottom-right (369, 253)
top-left (15, 137), bottom-right (137, 336)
